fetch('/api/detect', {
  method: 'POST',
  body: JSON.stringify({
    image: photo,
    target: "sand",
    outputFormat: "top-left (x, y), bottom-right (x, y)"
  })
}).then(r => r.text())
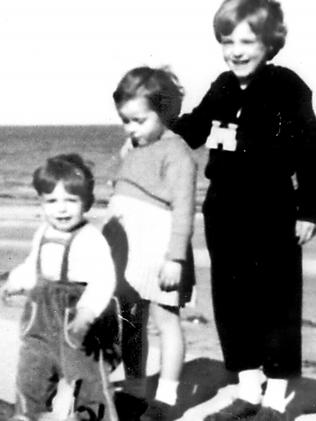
top-left (0, 201), bottom-right (316, 419)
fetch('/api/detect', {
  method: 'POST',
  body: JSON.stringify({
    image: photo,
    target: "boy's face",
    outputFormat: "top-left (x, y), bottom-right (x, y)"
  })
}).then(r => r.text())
top-left (117, 97), bottom-right (165, 147)
top-left (40, 181), bottom-right (85, 232)
top-left (221, 20), bottom-right (269, 87)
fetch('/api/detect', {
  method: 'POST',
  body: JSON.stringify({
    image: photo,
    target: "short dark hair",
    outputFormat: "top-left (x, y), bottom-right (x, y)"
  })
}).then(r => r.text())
top-left (113, 66), bottom-right (184, 128)
top-left (213, 0), bottom-right (287, 60)
top-left (33, 154), bottom-right (95, 211)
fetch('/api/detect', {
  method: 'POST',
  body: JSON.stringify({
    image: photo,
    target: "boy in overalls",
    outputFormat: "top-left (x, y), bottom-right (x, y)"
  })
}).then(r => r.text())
top-left (1, 154), bottom-right (119, 421)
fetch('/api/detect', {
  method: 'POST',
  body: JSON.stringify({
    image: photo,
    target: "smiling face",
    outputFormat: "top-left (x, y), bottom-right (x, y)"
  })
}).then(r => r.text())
top-left (117, 97), bottom-right (165, 147)
top-left (40, 181), bottom-right (85, 232)
top-left (221, 20), bottom-right (269, 88)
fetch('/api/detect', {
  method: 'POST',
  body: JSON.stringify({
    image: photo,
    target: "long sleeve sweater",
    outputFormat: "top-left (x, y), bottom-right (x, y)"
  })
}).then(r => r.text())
top-left (113, 130), bottom-right (197, 260)
top-left (172, 64), bottom-right (316, 223)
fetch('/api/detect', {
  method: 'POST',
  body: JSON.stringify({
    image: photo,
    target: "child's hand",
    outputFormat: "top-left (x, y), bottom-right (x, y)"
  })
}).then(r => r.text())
top-left (0, 284), bottom-right (11, 303)
top-left (0, 281), bottom-right (23, 304)
top-left (68, 307), bottom-right (95, 335)
top-left (296, 220), bottom-right (315, 245)
top-left (159, 260), bottom-right (182, 292)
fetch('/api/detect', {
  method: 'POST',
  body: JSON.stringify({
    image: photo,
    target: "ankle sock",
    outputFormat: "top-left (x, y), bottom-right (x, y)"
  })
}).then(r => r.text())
top-left (238, 369), bottom-right (263, 405)
top-left (262, 378), bottom-right (291, 413)
top-left (155, 378), bottom-right (179, 406)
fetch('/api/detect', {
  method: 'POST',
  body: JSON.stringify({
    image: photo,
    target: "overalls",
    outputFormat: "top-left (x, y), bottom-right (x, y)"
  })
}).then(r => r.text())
top-left (14, 226), bottom-right (118, 421)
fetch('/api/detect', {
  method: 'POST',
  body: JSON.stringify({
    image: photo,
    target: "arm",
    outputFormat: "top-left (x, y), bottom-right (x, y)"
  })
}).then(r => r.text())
top-left (68, 228), bottom-right (116, 333)
top-left (171, 73), bottom-right (230, 149)
top-left (171, 91), bottom-right (214, 149)
top-left (159, 140), bottom-right (197, 291)
top-left (293, 79), bottom-right (316, 242)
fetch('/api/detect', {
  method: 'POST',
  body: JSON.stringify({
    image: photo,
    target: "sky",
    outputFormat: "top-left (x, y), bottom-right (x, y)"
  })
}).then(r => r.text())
top-left (0, 0), bottom-right (315, 125)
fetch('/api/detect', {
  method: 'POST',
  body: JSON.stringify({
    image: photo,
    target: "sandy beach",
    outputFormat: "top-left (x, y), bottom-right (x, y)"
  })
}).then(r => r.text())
top-left (0, 200), bottom-right (316, 419)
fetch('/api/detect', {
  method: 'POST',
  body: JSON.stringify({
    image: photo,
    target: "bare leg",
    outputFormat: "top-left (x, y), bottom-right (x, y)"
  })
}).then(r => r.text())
top-left (150, 303), bottom-right (184, 405)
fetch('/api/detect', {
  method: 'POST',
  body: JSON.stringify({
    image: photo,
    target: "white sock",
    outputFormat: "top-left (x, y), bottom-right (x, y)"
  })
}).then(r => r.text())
top-left (52, 379), bottom-right (76, 420)
top-left (238, 369), bottom-right (263, 405)
top-left (155, 378), bottom-right (179, 406)
top-left (262, 378), bottom-right (293, 413)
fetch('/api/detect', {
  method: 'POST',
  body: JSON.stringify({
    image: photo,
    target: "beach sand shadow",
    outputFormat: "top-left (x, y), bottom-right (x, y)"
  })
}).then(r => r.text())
top-left (1, 359), bottom-right (316, 420)
top-left (144, 358), bottom-right (316, 420)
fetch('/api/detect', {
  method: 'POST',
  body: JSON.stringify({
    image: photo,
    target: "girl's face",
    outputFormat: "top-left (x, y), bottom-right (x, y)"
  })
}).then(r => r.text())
top-left (118, 97), bottom-right (165, 147)
top-left (221, 20), bottom-right (269, 88)
top-left (40, 181), bottom-right (85, 232)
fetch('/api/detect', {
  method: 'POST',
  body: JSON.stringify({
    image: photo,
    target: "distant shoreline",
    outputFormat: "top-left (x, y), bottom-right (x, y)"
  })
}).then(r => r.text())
top-left (0, 124), bottom-right (207, 211)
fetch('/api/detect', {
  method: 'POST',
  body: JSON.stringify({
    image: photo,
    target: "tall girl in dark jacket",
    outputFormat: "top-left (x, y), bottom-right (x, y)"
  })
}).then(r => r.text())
top-left (172, 1), bottom-right (316, 420)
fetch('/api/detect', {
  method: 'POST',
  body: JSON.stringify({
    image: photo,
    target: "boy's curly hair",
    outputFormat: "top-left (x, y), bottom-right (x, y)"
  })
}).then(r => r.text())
top-left (33, 153), bottom-right (95, 211)
top-left (113, 66), bottom-right (184, 128)
top-left (213, 0), bottom-right (287, 60)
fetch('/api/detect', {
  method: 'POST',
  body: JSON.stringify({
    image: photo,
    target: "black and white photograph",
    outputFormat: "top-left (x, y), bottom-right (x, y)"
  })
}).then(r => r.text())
top-left (0, 1), bottom-right (316, 420)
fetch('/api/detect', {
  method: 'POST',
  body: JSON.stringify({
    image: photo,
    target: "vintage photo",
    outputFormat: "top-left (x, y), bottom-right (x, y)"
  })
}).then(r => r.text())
top-left (0, 1), bottom-right (316, 420)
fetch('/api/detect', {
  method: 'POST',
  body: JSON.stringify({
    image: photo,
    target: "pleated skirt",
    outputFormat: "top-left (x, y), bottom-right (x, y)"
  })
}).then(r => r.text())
top-left (108, 195), bottom-right (180, 307)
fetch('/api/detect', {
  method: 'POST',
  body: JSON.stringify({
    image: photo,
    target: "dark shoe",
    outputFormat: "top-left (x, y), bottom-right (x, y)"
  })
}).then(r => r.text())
top-left (114, 391), bottom-right (148, 421)
top-left (140, 400), bottom-right (175, 421)
top-left (205, 399), bottom-right (261, 421)
top-left (252, 407), bottom-right (289, 421)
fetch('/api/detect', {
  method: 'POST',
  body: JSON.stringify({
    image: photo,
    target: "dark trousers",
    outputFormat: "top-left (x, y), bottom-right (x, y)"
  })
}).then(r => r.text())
top-left (203, 192), bottom-right (302, 379)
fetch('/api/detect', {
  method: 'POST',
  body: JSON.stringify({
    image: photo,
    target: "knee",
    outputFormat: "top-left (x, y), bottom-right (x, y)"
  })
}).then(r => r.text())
top-left (152, 305), bottom-right (181, 335)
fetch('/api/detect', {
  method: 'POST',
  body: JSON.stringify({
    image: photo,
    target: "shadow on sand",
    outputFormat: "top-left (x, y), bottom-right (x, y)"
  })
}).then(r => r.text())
top-left (144, 358), bottom-right (316, 420)
top-left (1, 358), bottom-right (315, 420)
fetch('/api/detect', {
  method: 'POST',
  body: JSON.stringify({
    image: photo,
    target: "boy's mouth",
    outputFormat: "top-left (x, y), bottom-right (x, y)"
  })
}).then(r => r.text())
top-left (232, 59), bottom-right (249, 66)
top-left (56, 217), bottom-right (71, 222)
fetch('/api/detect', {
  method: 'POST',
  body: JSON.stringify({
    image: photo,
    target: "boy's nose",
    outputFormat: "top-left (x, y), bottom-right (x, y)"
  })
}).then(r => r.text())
top-left (57, 201), bottom-right (67, 212)
top-left (232, 43), bottom-right (243, 57)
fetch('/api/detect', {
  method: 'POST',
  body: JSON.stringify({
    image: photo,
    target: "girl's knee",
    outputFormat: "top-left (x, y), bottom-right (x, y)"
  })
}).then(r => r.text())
top-left (150, 303), bottom-right (181, 332)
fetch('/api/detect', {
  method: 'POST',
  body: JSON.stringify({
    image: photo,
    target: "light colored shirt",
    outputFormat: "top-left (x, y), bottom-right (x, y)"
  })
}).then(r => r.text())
top-left (7, 222), bottom-right (116, 318)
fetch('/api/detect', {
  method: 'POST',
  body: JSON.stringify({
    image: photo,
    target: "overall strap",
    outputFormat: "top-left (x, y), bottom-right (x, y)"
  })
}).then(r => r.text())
top-left (36, 221), bottom-right (87, 283)
top-left (59, 224), bottom-right (87, 281)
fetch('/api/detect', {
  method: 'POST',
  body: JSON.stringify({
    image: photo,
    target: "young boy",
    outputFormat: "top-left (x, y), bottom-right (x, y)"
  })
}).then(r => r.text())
top-left (172, 0), bottom-right (316, 420)
top-left (1, 154), bottom-right (119, 421)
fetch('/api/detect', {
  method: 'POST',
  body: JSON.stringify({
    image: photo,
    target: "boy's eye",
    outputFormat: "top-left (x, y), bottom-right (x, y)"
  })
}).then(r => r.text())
top-left (242, 39), bottom-right (256, 45)
top-left (221, 38), bottom-right (233, 45)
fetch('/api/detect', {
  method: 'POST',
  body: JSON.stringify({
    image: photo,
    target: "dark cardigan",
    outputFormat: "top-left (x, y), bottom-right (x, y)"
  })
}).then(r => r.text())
top-left (173, 64), bottom-right (316, 223)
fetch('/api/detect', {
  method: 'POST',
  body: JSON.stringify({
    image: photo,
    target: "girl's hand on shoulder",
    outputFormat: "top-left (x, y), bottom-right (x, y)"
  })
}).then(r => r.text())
top-left (159, 260), bottom-right (182, 292)
top-left (296, 220), bottom-right (316, 245)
